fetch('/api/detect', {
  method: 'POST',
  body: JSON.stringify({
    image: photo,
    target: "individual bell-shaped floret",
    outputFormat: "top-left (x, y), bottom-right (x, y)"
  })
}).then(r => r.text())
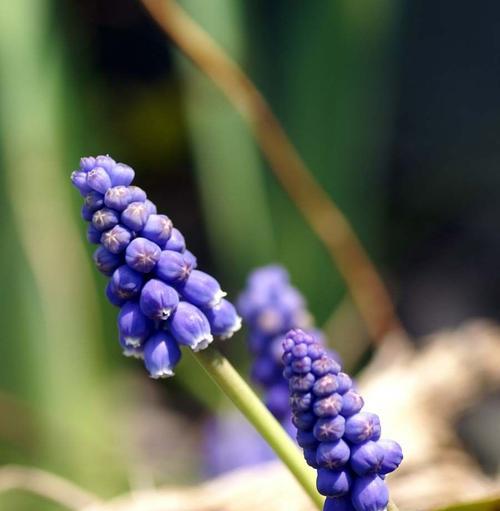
top-left (119, 334), bottom-right (144, 359)
top-left (349, 441), bottom-right (385, 476)
top-left (180, 270), bottom-right (226, 308)
top-left (313, 416), bottom-right (346, 443)
top-left (92, 208), bottom-right (120, 232)
top-left (139, 279), bottom-right (179, 320)
top-left (317, 468), bottom-right (352, 498)
top-left (168, 301), bottom-right (213, 351)
top-left (143, 331), bottom-right (181, 378)
top-left (155, 250), bottom-right (192, 283)
top-left (94, 154), bottom-right (116, 172)
top-left (203, 299), bottom-right (242, 339)
top-left (316, 440), bottom-right (350, 470)
top-left (93, 246), bottom-right (122, 276)
top-left (106, 162), bottom-right (135, 187)
top-left (341, 390), bottom-right (364, 417)
top-left (183, 249), bottom-right (197, 269)
top-left (111, 265), bottom-right (143, 300)
top-left (121, 202), bottom-right (150, 232)
top-left (129, 186), bottom-right (148, 203)
top-left (79, 156), bottom-right (96, 172)
top-left (101, 225), bottom-right (133, 254)
top-left (105, 281), bottom-right (126, 307)
top-left (87, 166), bottom-right (112, 194)
top-left (84, 191), bottom-right (104, 212)
top-left (163, 227), bottom-right (185, 251)
top-left (377, 439), bottom-right (403, 475)
top-left (118, 301), bottom-right (152, 348)
top-left (104, 186), bottom-right (133, 211)
top-left (71, 170), bottom-right (92, 196)
top-left (351, 475), bottom-right (388, 511)
top-left (87, 224), bottom-right (102, 244)
top-left (125, 237), bottom-right (161, 273)
top-left (141, 214), bottom-right (173, 246)
top-left (344, 413), bottom-right (381, 444)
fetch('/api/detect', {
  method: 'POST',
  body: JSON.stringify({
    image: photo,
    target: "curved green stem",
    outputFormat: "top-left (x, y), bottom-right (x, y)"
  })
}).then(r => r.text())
top-left (191, 347), bottom-right (323, 510)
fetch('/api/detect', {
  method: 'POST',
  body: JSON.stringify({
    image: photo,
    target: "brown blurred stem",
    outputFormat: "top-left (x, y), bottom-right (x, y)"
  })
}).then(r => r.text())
top-left (139, 0), bottom-right (406, 343)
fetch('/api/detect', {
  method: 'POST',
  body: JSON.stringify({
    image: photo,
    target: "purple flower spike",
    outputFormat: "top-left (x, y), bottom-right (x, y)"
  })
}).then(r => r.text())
top-left (377, 440), bottom-right (403, 475)
top-left (143, 331), bottom-right (181, 378)
top-left (107, 162), bottom-right (135, 186)
top-left (155, 250), bottom-right (192, 283)
top-left (92, 208), bottom-right (120, 232)
top-left (317, 468), bottom-right (352, 497)
top-left (141, 214), bottom-right (173, 246)
top-left (344, 413), bottom-right (381, 444)
top-left (101, 225), bottom-right (133, 254)
top-left (139, 279), bottom-right (179, 320)
top-left (118, 301), bottom-right (152, 348)
top-left (125, 237), bottom-right (161, 273)
top-left (169, 301), bottom-right (213, 351)
top-left (111, 265), bottom-right (143, 300)
top-left (203, 299), bottom-right (242, 339)
top-left (86, 166), bottom-right (112, 194)
top-left (351, 475), bottom-right (388, 511)
top-left (93, 246), bottom-right (121, 276)
top-left (71, 170), bottom-right (92, 196)
top-left (104, 186), bottom-right (133, 211)
top-left (180, 270), bottom-right (226, 308)
top-left (282, 329), bottom-right (402, 510)
top-left (163, 227), bottom-right (185, 252)
top-left (121, 202), bottom-right (150, 232)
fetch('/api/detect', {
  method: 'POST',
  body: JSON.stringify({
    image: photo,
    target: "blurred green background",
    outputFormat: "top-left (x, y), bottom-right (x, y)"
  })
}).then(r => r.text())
top-left (1, 0), bottom-right (500, 509)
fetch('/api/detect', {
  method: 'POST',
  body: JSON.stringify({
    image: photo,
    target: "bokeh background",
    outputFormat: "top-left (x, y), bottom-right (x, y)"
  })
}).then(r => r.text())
top-left (0, 0), bottom-right (499, 509)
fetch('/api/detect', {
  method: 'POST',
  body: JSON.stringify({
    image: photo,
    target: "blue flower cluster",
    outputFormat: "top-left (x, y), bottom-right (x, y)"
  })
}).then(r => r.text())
top-left (71, 155), bottom-right (241, 377)
top-left (237, 265), bottom-right (337, 424)
top-left (282, 329), bottom-right (403, 511)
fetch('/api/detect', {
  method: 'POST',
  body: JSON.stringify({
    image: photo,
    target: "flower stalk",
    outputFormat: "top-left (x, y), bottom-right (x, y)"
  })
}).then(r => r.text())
top-left (191, 346), bottom-right (324, 510)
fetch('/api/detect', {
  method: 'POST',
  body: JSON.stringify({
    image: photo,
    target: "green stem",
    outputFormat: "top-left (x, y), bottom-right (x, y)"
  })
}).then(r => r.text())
top-left (388, 499), bottom-right (401, 511)
top-left (191, 347), bottom-right (323, 510)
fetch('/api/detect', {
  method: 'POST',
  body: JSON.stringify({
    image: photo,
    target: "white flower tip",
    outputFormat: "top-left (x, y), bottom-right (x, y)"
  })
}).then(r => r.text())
top-left (209, 290), bottom-right (227, 308)
top-left (192, 334), bottom-right (214, 352)
top-left (150, 369), bottom-right (175, 379)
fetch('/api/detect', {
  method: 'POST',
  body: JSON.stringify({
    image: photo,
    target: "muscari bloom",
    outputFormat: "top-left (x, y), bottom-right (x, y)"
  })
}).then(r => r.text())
top-left (237, 265), bottom-right (339, 424)
top-left (71, 155), bottom-right (241, 377)
top-left (282, 329), bottom-right (403, 511)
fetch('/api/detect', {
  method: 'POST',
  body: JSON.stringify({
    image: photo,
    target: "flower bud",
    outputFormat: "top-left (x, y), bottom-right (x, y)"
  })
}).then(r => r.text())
top-left (183, 249), bottom-right (197, 269)
top-left (337, 372), bottom-right (353, 394)
top-left (139, 279), bottom-right (179, 320)
top-left (104, 186), bottom-right (133, 211)
top-left (92, 208), bottom-right (120, 232)
top-left (79, 156), bottom-right (96, 172)
top-left (203, 299), bottom-right (242, 339)
top-left (111, 265), bottom-right (143, 300)
top-left (169, 301), bottom-right (213, 351)
top-left (71, 170), bottom-right (92, 195)
top-left (87, 166), bottom-right (112, 194)
top-left (141, 214), bottom-right (173, 246)
top-left (290, 391), bottom-right (313, 413)
top-left (316, 439), bottom-right (350, 470)
top-left (323, 496), bottom-right (357, 511)
top-left (143, 331), bottom-right (181, 378)
top-left (351, 475), bottom-right (388, 511)
top-left (313, 393), bottom-right (343, 418)
top-left (292, 355), bottom-right (312, 374)
top-left (313, 374), bottom-right (339, 397)
top-left (154, 250), bottom-right (191, 283)
top-left (84, 191), bottom-right (104, 212)
top-left (81, 203), bottom-right (94, 221)
top-left (93, 246), bottom-right (121, 275)
top-left (317, 468), bottom-right (351, 497)
top-left (180, 270), bottom-right (226, 308)
top-left (313, 416), bottom-right (346, 442)
top-left (144, 199), bottom-right (157, 215)
top-left (350, 441), bottom-right (385, 475)
top-left (377, 439), bottom-right (403, 475)
top-left (101, 225), bottom-right (133, 254)
top-left (296, 428), bottom-right (317, 448)
top-left (289, 373), bottom-right (315, 393)
top-left (95, 155), bottom-right (116, 172)
top-left (341, 391), bottom-right (364, 417)
top-left (344, 413), bottom-right (381, 444)
top-left (129, 186), bottom-right (147, 203)
top-left (311, 356), bottom-right (341, 377)
top-left (87, 224), bottom-right (101, 244)
top-left (125, 237), bottom-right (161, 273)
top-left (292, 411), bottom-right (316, 430)
top-left (121, 202), bottom-right (150, 232)
top-left (105, 281), bottom-right (126, 307)
top-left (118, 301), bottom-right (152, 347)
top-left (304, 447), bottom-right (319, 468)
top-left (163, 227), bottom-right (185, 252)
top-left (107, 162), bottom-right (134, 186)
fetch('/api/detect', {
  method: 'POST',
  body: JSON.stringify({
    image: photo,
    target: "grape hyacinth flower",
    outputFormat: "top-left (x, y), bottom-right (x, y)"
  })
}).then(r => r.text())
top-left (282, 329), bottom-right (403, 511)
top-left (238, 265), bottom-right (339, 424)
top-left (71, 155), bottom-right (241, 377)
